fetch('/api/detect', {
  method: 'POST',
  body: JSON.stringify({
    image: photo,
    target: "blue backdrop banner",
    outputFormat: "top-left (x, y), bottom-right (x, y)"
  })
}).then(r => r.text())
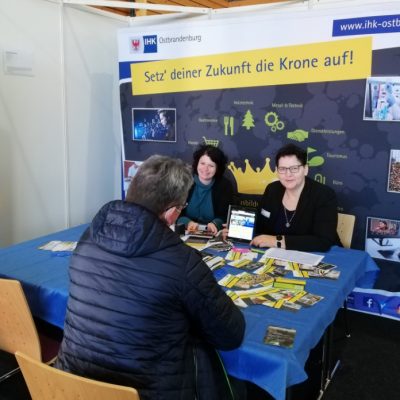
top-left (118, 2), bottom-right (400, 318)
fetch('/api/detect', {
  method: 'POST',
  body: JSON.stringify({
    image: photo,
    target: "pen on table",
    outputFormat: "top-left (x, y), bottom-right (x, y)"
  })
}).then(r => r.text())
top-left (249, 247), bottom-right (265, 254)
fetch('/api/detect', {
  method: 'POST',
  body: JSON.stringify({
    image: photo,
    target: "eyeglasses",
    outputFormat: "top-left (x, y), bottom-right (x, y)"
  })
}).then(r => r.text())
top-left (277, 165), bottom-right (303, 174)
top-left (165, 203), bottom-right (188, 213)
top-left (175, 203), bottom-right (188, 212)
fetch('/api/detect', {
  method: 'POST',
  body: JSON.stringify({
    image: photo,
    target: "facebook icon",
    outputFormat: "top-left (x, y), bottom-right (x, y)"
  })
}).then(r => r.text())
top-left (362, 296), bottom-right (381, 313)
top-left (143, 35), bottom-right (157, 53)
top-left (364, 298), bottom-right (374, 308)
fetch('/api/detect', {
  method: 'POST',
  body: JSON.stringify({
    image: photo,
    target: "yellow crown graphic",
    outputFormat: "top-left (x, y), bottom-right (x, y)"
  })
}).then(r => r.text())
top-left (228, 158), bottom-right (278, 195)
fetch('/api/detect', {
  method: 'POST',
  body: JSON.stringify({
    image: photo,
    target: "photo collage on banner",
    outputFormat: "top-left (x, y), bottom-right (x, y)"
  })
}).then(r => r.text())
top-left (365, 217), bottom-right (400, 263)
top-left (118, 5), bottom-right (400, 319)
top-left (132, 108), bottom-right (176, 142)
top-left (364, 77), bottom-right (400, 122)
top-left (387, 149), bottom-right (400, 193)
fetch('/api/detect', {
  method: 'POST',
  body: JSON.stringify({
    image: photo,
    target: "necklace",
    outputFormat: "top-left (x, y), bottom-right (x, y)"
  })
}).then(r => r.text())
top-left (283, 206), bottom-right (296, 228)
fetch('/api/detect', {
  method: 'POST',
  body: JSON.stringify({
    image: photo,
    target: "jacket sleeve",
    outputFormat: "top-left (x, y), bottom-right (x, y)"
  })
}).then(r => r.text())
top-left (182, 253), bottom-right (245, 351)
top-left (285, 185), bottom-right (340, 252)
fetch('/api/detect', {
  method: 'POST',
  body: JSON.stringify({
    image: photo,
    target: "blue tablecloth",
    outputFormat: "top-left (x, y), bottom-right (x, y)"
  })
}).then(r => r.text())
top-left (217, 246), bottom-right (379, 399)
top-left (0, 225), bottom-right (88, 329)
top-left (0, 226), bottom-right (379, 400)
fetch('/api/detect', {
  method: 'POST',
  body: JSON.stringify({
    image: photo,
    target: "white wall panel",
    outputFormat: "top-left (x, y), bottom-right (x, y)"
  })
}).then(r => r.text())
top-left (0, 0), bottom-right (125, 246)
top-left (63, 6), bottom-right (124, 227)
top-left (0, 0), bottom-right (65, 246)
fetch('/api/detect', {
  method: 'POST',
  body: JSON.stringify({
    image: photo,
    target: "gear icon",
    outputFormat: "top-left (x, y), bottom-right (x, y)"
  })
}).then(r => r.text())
top-left (275, 120), bottom-right (285, 131)
top-left (265, 111), bottom-right (278, 127)
top-left (265, 111), bottom-right (285, 132)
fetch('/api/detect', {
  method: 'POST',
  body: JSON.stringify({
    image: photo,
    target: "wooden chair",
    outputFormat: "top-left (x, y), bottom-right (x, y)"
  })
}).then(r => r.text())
top-left (15, 351), bottom-right (140, 400)
top-left (337, 213), bottom-right (356, 249)
top-left (0, 278), bottom-right (56, 383)
top-left (0, 278), bottom-right (42, 383)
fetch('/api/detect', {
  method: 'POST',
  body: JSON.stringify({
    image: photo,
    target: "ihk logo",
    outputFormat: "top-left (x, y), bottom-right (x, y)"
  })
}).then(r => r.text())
top-left (143, 35), bottom-right (157, 53)
top-left (130, 35), bottom-right (157, 53)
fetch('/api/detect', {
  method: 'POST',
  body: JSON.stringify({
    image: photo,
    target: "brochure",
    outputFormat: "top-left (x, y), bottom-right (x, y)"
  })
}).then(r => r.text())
top-left (264, 325), bottom-right (296, 348)
top-left (38, 241), bottom-right (77, 252)
top-left (261, 248), bottom-right (324, 266)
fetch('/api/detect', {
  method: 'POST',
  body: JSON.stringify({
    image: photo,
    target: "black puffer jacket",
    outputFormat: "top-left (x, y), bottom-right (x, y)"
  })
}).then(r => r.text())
top-left (55, 200), bottom-right (245, 400)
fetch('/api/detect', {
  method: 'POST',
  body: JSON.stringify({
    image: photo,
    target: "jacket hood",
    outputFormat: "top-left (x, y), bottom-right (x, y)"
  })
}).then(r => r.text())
top-left (90, 200), bottom-right (180, 257)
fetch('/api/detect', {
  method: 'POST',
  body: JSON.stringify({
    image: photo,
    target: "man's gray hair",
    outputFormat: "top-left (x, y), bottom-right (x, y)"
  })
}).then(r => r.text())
top-left (126, 155), bottom-right (193, 215)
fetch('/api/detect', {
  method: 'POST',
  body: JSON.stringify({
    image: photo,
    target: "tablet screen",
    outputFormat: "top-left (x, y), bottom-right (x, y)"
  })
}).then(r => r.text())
top-left (227, 205), bottom-right (257, 242)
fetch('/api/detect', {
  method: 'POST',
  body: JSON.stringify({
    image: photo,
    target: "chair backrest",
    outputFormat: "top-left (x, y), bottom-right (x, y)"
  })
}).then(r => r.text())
top-left (15, 351), bottom-right (140, 400)
top-left (0, 278), bottom-right (42, 360)
top-left (337, 213), bottom-right (356, 249)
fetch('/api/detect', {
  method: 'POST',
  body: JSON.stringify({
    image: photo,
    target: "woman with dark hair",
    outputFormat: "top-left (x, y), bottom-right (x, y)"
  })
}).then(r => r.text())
top-left (251, 143), bottom-right (341, 252)
top-left (177, 144), bottom-right (234, 234)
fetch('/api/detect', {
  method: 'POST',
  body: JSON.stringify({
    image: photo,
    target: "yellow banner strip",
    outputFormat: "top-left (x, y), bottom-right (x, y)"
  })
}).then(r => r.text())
top-left (131, 37), bottom-right (372, 95)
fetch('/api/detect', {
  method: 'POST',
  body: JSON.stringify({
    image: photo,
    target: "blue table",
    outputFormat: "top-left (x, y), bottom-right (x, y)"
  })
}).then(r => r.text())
top-left (218, 245), bottom-right (378, 399)
top-left (0, 225), bottom-right (88, 329)
top-left (0, 225), bottom-right (379, 400)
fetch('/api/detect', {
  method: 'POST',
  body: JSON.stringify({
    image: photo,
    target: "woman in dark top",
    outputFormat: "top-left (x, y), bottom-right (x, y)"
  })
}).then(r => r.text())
top-left (177, 145), bottom-right (234, 235)
top-left (251, 143), bottom-right (341, 252)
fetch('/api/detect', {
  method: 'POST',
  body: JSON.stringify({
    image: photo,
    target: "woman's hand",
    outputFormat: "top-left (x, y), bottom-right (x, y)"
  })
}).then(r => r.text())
top-left (250, 234), bottom-right (282, 248)
top-left (187, 221), bottom-right (199, 232)
top-left (220, 224), bottom-right (228, 240)
top-left (207, 222), bottom-right (218, 235)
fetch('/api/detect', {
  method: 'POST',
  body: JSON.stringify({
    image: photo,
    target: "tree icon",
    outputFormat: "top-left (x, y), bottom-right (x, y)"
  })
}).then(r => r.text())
top-left (242, 110), bottom-right (255, 130)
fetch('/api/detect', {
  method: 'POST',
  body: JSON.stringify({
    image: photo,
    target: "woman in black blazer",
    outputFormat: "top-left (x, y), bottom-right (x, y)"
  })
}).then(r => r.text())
top-left (251, 144), bottom-right (341, 252)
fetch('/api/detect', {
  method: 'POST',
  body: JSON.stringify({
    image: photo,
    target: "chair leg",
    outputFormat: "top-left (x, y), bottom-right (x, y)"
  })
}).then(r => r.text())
top-left (343, 299), bottom-right (351, 338)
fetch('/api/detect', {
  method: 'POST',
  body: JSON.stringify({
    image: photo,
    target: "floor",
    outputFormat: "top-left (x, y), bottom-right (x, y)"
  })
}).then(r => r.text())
top-left (323, 309), bottom-right (400, 400)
